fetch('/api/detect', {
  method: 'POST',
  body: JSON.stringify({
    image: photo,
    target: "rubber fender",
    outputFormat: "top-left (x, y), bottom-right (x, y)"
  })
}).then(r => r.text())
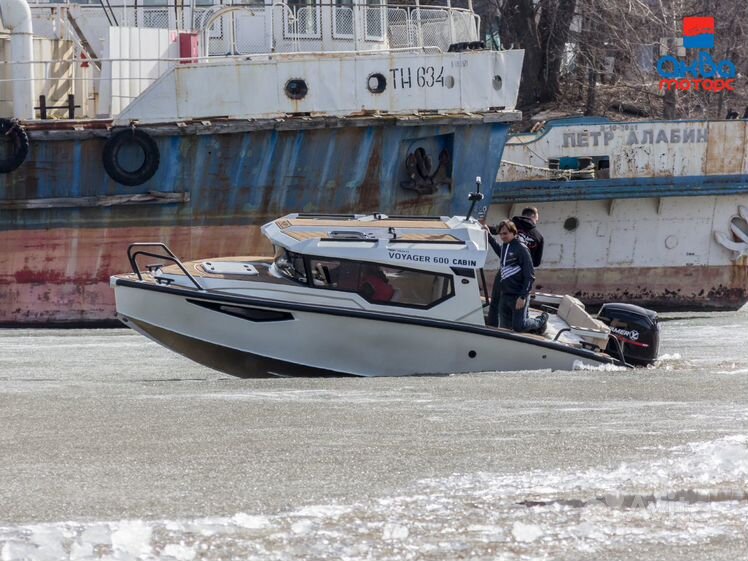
top-left (102, 128), bottom-right (160, 186)
top-left (0, 118), bottom-right (30, 173)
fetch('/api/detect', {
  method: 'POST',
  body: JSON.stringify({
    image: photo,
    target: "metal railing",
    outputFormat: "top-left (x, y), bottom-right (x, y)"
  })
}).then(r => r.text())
top-left (127, 243), bottom-right (204, 291)
top-left (25, 1), bottom-right (480, 55)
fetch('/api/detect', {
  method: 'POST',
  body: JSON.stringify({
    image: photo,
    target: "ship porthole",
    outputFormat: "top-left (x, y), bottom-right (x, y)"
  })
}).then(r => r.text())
top-left (563, 217), bottom-right (579, 231)
top-left (367, 73), bottom-right (387, 94)
top-left (285, 79), bottom-right (308, 100)
top-left (445, 75), bottom-right (455, 89)
top-left (665, 235), bottom-right (678, 249)
top-left (468, 350), bottom-right (477, 358)
top-left (492, 75), bottom-right (503, 91)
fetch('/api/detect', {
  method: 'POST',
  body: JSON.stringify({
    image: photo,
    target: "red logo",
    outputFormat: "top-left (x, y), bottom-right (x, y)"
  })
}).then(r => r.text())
top-left (683, 16), bottom-right (715, 49)
top-left (683, 16), bottom-right (714, 36)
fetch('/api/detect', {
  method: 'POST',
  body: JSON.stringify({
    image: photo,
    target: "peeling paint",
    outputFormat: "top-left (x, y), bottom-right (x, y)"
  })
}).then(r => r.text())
top-left (0, 118), bottom-right (512, 325)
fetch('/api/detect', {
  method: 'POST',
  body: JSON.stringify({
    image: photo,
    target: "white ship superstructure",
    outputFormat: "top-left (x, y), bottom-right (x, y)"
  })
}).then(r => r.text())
top-left (492, 118), bottom-right (748, 310)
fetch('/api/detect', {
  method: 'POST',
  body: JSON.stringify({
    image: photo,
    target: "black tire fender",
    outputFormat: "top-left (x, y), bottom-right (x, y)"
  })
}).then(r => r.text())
top-left (0, 118), bottom-right (30, 174)
top-left (102, 128), bottom-right (160, 186)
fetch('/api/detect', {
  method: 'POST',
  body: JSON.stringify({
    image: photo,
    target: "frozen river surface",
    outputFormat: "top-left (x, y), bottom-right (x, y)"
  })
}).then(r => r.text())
top-left (1, 310), bottom-right (747, 560)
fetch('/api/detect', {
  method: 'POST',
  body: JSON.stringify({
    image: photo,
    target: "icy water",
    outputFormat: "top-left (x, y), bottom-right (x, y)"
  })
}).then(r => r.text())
top-left (1, 311), bottom-right (747, 561)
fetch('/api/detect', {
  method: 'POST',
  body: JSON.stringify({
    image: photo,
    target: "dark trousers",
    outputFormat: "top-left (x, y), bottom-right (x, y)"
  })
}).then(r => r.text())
top-left (487, 280), bottom-right (542, 332)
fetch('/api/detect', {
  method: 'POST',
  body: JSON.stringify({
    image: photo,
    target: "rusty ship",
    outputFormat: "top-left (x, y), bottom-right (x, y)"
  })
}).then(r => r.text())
top-left (491, 117), bottom-right (748, 311)
top-left (0, 0), bottom-right (523, 325)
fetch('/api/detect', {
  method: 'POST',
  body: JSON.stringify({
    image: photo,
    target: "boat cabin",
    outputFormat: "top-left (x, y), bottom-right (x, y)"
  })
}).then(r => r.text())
top-left (260, 213), bottom-right (490, 324)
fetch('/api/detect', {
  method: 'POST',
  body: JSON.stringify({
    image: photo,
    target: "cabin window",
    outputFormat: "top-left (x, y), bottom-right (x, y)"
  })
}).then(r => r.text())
top-left (308, 258), bottom-right (454, 308)
top-left (333, 0), bottom-right (354, 39)
top-left (548, 156), bottom-right (610, 180)
top-left (285, 0), bottom-right (321, 38)
top-left (274, 248), bottom-right (308, 284)
top-left (365, 0), bottom-right (385, 41)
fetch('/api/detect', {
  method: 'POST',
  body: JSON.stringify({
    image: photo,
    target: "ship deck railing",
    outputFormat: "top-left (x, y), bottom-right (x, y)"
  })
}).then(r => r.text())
top-left (3, 1), bottom-right (485, 119)
top-left (25, 1), bottom-right (481, 57)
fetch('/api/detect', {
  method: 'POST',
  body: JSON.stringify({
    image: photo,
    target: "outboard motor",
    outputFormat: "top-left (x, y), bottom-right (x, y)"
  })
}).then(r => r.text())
top-left (597, 303), bottom-right (660, 366)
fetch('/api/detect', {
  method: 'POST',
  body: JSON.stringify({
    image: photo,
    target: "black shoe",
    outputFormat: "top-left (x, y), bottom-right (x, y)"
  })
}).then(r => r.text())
top-left (534, 312), bottom-right (549, 336)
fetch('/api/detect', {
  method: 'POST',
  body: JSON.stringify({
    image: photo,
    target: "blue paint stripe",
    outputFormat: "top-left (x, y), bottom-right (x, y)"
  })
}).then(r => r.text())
top-left (493, 174), bottom-right (748, 203)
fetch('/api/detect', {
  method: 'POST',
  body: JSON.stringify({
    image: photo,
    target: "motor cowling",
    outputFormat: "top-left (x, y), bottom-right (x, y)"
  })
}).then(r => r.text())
top-left (597, 303), bottom-right (660, 366)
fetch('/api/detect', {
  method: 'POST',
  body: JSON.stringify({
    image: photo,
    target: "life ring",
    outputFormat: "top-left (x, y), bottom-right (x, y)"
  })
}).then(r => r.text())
top-left (0, 118), bottom-right (30, 174)
top-left (102, 128), bottom-right (160, 186)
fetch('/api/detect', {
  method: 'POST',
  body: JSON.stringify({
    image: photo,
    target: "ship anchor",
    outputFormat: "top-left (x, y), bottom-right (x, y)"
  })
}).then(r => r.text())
top-left (400, 147), bottom-right (453, 194)
top-left (714, 205), bottom-right (748, 260)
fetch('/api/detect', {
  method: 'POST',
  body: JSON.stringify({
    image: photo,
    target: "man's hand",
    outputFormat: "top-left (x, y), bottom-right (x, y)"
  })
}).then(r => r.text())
top-left (515, 297), bottom-right (525, 310)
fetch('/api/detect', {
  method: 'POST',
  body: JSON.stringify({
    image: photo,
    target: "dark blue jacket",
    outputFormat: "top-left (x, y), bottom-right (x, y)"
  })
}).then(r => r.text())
top-left (488, 235), bottom-right (535, 297)
top-left (512, 215), bottom-right (544, 267)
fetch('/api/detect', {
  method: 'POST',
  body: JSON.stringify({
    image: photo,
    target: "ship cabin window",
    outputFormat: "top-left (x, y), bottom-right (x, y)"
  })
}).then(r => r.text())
top-left (286, 0), bottom-right (321, 37)
top-left (548, 156), bottom-right (610, 181)
top-left (274, 248), bottom-right (308, 284)
top-left (309, 258), bottom-right (454, 308)
top-left (334, 0), bottom-right (354, 39)
top-left (365, 0), bottom-right (385, 41)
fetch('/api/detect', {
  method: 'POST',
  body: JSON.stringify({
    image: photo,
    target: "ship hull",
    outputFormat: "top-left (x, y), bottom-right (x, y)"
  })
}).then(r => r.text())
top-left (487, 195), bottom-right (748, 311)
top-left (532, 264), bottom-right (748, 312)
top-left (493, 118), bottom-right (748, 311)
top-left (1, 117), bottom-right (511, 325)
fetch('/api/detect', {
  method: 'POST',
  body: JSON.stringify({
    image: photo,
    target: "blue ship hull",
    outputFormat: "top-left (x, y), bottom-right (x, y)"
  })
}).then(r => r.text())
top-left (0, 116), bottom-right (511, 324)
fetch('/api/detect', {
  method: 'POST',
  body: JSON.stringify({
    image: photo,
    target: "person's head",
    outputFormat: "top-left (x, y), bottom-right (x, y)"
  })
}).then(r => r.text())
top-left (521, 207), bottom-right (539, 223)
top-left (497, 219), bottom-right (517, 243)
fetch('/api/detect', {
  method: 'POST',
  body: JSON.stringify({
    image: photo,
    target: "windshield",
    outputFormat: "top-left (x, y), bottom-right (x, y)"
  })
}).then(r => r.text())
top-left (273, 248), bottom-right (308, 284)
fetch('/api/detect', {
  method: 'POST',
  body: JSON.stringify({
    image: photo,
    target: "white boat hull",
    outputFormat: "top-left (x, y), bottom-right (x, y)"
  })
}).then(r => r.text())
top-left (114, 281), bottom-right (614, 378)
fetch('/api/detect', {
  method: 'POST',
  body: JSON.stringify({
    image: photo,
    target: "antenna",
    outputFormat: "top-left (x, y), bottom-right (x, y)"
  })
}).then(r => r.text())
top-left (465, 176), bottom-right (484, 221)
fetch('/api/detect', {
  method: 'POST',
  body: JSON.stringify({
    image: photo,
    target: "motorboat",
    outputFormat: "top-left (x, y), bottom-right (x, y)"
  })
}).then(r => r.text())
top-left (111, 198), bottom-right (660, 377)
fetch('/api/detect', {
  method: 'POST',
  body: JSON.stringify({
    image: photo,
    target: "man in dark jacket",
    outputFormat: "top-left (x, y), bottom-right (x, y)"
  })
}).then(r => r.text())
top-left (512, 207), bottom-right (543, 267)
top-left (486, 220), bottom-right (548, 333)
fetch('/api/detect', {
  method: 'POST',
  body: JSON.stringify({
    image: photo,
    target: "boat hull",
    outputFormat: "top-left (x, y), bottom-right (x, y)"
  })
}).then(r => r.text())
top-left (114, 280), bottom-right (613, 377)
top-left (1, 117), bottom-right (511, 325)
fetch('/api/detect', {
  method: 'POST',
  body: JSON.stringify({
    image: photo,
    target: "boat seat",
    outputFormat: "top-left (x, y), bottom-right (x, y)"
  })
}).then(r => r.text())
top-left (569, 325), bottom-right (610, 349)
top-left (556, 295), bottom-right (610, 348)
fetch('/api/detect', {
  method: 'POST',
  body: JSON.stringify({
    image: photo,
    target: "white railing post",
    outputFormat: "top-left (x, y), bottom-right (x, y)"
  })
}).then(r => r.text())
top-left (446, 0), bottom-right (454, 46)
top-left (354, 1), bottom-right (361, 52)
top-left (266, 0), bottom-right (274, 52)
top-left (228, 10), bottom-right (236, 54)
top-left (415, 0), bottom-right (423, 48)
top-left (186, 0), bottom-right (195, 31)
